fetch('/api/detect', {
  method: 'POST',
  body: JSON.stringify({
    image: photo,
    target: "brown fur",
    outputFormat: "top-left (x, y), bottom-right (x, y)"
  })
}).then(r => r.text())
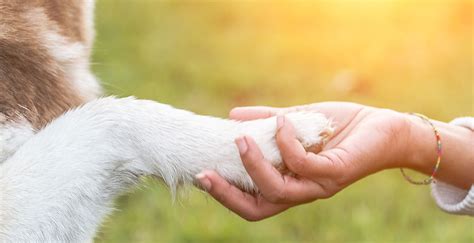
top-left (0, 1), bottom-right (88, 128)
top-left (41, 0), bottom-right (87, 43)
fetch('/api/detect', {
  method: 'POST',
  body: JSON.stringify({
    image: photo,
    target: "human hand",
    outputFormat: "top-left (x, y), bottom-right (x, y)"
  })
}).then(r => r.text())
top-left (196, 102), bottom-right (416, 221)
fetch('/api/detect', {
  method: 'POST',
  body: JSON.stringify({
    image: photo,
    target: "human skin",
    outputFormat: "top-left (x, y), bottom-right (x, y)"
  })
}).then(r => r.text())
top-left (195, 102), bottom-right (474, 221)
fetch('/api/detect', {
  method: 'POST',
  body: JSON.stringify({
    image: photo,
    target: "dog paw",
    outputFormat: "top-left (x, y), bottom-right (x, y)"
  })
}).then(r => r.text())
top-left (231, 111), bottom-right (333, 192)
top-left (285, 111), bottom-right (334, 149)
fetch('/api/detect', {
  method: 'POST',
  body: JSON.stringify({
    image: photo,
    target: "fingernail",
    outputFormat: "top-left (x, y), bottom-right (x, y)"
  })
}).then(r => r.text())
top-left (277, 115), bottom-right (285, 130)
top-left (196, 172), bottom-right (212, 191)
top-left (235, 136), bottom-right (248, 155)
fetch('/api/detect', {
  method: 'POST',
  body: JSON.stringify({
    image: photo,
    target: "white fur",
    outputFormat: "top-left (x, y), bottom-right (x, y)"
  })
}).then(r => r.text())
top-left (0, 97), bottom-right (332, 241)
top-left (0, 1), bottom-right (334, 241)
top-left (0, 116), bottom-right (34, 163)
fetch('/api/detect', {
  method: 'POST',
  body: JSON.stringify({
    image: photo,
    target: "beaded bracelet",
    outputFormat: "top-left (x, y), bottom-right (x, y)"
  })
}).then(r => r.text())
top-left (400, 112), bottom-right (442, 185)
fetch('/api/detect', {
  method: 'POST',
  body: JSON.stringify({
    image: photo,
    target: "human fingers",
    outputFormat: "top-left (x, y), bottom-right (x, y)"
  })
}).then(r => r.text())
top-left (275, 116), bottom-right (346, 192)
top-left (237, 136), bottom-right (329, 203)
top-left (229, 106), bottom-right (281, 121)
top-left (195, 170), bottom-right (290, 221)
top-left (275, 116), bottom-right (325, 177)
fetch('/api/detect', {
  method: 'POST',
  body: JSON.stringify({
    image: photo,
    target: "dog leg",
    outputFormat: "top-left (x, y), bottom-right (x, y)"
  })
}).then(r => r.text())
top-left (0, 97), bottom-right (332, 242)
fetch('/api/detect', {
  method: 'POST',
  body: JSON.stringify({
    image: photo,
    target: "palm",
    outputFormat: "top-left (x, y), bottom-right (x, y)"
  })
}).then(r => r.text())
top-left (317, 106), bottom-right (406, 187)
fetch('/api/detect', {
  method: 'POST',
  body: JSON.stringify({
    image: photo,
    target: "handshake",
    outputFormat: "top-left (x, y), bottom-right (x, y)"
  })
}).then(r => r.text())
top-left (196, 102), bottom-right (473, 221)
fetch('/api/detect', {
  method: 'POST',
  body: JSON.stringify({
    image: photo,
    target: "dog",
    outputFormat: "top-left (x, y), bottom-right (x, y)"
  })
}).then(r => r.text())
top-left (0, 1), bottom-right (332, 241)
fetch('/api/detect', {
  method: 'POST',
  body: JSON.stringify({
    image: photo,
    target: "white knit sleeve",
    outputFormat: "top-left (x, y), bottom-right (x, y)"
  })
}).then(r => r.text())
top-left (430, 117), bottom-right (474, 216)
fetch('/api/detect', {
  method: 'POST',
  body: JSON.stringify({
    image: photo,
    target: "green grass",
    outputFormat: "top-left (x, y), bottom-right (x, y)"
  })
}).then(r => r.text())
top-left (92, 1), bottom-right (473, 242)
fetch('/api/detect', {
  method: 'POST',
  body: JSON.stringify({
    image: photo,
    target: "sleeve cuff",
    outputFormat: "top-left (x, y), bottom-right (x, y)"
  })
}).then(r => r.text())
top-left (431, 182), bottom-right (474, 216)
top-left (430, 117), bottom-right (474, 216)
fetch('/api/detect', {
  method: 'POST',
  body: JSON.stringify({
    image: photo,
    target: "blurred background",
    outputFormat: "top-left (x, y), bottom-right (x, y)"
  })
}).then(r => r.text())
top-left (92, 0), bottom-right (473, 242)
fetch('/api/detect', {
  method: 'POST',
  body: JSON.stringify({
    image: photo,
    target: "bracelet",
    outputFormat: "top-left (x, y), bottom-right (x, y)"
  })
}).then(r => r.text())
top-left (400, 113), bottom-right (442, 185)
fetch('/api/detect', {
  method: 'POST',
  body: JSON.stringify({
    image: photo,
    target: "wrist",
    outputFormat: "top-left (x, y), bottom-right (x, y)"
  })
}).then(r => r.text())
top-left (363, 108), bottom-right (424, 172)
top-left (399, 113), bottom-right (438, 175)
